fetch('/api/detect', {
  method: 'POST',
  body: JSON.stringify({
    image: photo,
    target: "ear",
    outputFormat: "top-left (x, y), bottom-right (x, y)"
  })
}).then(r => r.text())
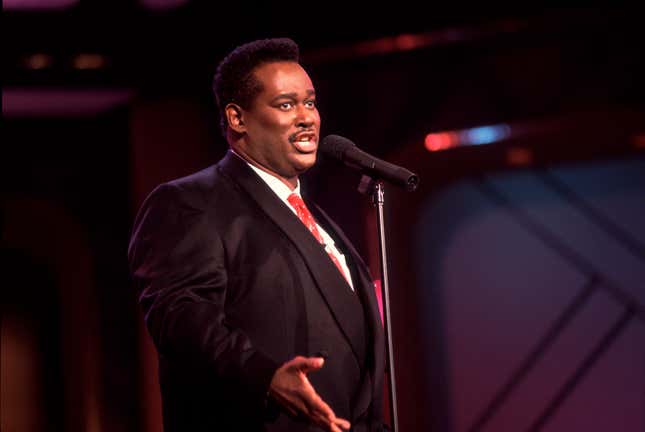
top-left (225, 103), bottom-right (246, 133)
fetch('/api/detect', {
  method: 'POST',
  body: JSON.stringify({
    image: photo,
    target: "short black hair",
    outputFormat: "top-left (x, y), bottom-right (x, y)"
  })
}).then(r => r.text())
top-left (212, 38), bottom-right (300, 136)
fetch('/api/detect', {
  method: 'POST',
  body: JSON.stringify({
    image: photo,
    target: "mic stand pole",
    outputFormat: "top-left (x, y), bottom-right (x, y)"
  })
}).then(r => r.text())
top-left (358, 175), bottom-right (399, 432)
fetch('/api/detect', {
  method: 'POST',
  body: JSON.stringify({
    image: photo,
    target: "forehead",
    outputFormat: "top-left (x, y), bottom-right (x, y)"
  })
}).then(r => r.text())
top-left (253, 61), bottom-right (315, 97)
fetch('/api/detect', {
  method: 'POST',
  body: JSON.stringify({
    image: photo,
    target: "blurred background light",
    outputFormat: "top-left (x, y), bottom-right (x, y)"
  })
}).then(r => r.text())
top-left (424, 131), bottom-right (459, 151)
top-left (425, 124), bottom-right (512, 152)
top-left (23, 53), bottom-right (53, 70)
top-left (632, 134), bottom-right (645, 149)
top-left (72, 54), bottom-right (107, 70)
top-left (462, 124), bottom-right (512, 145)
top-left (506, 146), bottom-right (533, 166)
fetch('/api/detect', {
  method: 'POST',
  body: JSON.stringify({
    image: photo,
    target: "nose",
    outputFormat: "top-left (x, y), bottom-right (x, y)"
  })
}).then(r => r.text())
top-left (295, 104), bottom-right (316, 129)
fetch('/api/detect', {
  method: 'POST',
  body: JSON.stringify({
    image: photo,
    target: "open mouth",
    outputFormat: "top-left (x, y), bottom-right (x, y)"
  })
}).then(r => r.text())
top-left (290, 132), bottom-right (317, 153)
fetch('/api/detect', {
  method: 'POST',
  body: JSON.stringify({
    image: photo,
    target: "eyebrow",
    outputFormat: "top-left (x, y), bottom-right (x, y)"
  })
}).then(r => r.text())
top-left (270, 89), bottom-right (316, 102)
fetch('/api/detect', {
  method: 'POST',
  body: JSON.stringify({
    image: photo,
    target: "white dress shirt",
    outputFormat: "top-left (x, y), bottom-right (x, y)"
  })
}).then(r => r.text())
top-left (235, 152), bottom-right (355, 291)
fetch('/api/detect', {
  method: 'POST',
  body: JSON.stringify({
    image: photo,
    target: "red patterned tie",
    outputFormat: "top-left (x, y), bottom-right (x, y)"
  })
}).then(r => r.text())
top-left (287, 193), bottom-right (351, 285)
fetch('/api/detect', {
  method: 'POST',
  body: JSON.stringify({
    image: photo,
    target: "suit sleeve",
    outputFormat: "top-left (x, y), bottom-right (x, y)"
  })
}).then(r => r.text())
top-left (128, 182), bottom-right (279, 410)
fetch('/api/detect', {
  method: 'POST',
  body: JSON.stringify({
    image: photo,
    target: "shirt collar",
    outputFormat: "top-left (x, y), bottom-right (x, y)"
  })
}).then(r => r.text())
top-left (230, 149), bottom-right (301, 202)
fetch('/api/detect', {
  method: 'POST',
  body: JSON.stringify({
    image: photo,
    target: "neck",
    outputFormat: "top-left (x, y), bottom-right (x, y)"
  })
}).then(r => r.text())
top-left (230, 147), bottom-right (298, 190)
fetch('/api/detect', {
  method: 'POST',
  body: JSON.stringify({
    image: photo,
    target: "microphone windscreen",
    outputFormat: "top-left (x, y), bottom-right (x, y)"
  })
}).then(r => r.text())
top-left (320, 135), bottom-right (356, 160)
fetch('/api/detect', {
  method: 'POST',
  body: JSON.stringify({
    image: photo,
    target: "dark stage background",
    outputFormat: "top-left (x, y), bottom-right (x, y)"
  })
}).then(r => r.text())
top-left (3, 3), bottom-right (644, 431)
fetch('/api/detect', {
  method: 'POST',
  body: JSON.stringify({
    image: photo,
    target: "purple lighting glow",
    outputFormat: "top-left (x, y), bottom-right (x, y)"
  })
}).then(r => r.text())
top-left (138, 0), bottom-right (189, 10)
top-left (3, 0), bottom-right (78, 10)
top-left (3, 88), bottom-right (134, 118)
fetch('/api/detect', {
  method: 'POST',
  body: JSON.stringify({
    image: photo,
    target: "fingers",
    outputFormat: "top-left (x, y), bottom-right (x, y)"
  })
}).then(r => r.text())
top-left (320, 415), bottom-right (350, 432)
top-left (333, 417), bottom-right (351, 430)
top-left (309, 409), bottom-right (350, 432)
top-left (302, 391), bottom-right (350, 431)
top-left (303, 390), bottom-right (334, 420)
top-left (322, 413), bottom-right (351, 431)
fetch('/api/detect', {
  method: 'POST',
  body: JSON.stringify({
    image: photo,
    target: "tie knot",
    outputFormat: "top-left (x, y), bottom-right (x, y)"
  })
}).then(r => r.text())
top-left (288, 193), bottom-right (319, 239)
top-left (287, 193), bottom-right (305, 209)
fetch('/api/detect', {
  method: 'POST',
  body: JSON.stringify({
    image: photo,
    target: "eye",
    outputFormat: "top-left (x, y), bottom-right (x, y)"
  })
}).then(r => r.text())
top-left (278, 102), bottom-right (293, 110)
top-left (305, 100), bottom-right (317, 109)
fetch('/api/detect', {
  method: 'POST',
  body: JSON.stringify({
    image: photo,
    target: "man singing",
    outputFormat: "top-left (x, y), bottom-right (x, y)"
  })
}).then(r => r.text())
top-left (128, 38), bottom-right (386, 432)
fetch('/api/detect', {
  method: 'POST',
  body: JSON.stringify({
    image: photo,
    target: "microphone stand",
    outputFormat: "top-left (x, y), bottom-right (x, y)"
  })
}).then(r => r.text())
top-left (358, 175), bottom-right (399, 432)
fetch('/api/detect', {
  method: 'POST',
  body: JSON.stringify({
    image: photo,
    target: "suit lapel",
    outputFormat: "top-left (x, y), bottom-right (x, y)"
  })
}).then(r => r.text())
top-left (309, 202), bottom-right (386, 419)
top-left (217, 152), bottom-right (368, 367)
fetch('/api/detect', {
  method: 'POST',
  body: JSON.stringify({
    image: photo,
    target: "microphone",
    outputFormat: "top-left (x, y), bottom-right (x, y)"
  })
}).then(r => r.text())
top-left (319, 135), bottom-right (419, 191)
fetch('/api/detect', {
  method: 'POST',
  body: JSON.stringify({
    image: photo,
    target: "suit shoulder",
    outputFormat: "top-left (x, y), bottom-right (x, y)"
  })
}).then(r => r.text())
top-left (129, 165), bottom-right (228, 255)
top-left (144, 163), bottom-right (236, 208)
top-left (165, 164), bottom-right (220, 193)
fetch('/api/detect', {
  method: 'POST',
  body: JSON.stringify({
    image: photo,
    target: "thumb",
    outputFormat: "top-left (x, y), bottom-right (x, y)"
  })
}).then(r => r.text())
top-left (291, 356), bottom-right (325, 374)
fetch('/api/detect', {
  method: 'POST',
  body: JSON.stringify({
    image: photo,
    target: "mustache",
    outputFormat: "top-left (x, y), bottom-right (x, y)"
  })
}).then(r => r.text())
top-left (288, 129), bottom-right (317, 143)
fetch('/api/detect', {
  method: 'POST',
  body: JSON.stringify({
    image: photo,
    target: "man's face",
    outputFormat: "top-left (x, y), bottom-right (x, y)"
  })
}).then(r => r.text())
top-left (236, 61), bottom-right (320, 187)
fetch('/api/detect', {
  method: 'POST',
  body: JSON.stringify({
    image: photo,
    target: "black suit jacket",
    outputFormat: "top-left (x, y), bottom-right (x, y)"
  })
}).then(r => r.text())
top-left (128, 151), bottom-right (385, 431)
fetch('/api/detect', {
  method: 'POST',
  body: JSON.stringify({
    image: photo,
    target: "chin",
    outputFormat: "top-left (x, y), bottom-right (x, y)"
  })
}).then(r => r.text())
top-left (292, 153), bottom-right (317, 170)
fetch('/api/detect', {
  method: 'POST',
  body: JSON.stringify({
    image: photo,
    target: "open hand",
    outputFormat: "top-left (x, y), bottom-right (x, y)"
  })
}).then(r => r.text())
top-left (268, 356), bottom-right (351, 432)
